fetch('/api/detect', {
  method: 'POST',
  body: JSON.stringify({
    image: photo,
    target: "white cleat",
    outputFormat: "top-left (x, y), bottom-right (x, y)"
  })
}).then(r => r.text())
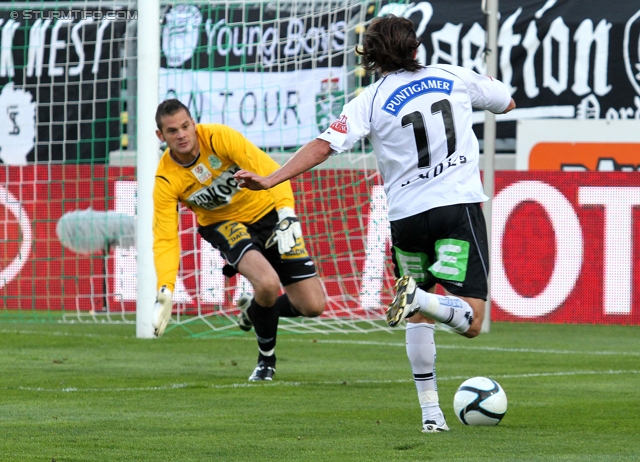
top-left (236, 293), bottom-right (254, 332)
top-left (422, 420), bottom-right (450, 433)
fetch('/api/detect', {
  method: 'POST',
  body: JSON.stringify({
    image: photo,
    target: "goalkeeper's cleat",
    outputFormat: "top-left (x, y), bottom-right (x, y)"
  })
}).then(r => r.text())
top-left (237, 293), bottom-right (254, 332)
top-left (248, 360), bottom-right (276, 381)
top-left (386, 275), bottom-right (419, 327)
top-left (422, 419), bottom-right (450, 433)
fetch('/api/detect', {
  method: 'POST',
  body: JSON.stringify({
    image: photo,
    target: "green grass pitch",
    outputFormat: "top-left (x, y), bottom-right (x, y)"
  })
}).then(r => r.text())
top-left (1, 321), bottom-right (638, 461)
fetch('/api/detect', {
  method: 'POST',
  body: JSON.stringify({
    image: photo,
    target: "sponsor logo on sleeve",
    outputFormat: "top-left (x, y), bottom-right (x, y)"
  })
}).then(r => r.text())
top-left (329, 115), bottom-right (348, 134)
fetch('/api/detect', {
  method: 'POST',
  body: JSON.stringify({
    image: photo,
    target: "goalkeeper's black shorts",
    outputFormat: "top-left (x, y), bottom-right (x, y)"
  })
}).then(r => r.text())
top-left (198, 208), bottom-right (317, 286)
top-left (390, 202), bottom-right (489, 300)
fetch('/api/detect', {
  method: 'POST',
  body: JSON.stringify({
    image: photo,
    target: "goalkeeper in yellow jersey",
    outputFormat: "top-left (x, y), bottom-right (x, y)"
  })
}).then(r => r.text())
top-left (152, 99), bottom-right (326, 381)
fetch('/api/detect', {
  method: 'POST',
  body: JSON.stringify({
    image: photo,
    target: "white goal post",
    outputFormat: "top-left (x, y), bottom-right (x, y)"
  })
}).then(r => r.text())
top-left (136, 0), bottom-right (160, 338)
top-left (0, 0), bottom-right (498, 336)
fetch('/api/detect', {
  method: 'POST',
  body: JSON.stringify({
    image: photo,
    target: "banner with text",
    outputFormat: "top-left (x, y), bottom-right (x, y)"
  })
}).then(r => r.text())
top-left (159, 1), bottom-right (640, 147)
top-left (392, 1), bottom-right (640, 140)
top-left (0, 8), bottom-right (129, 164)
top-left (3, 1), bottom-right (639, 163)
top-left (158, 2), bottom-right (365, 149)
top-left (160, 68), bottom-right (346, 147)
top-left (1, 166), bottom-right (638, 325)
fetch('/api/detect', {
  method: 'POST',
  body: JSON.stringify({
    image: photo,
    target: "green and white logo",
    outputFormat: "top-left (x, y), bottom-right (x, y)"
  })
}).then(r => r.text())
top-left (315, 77), bottom-right (345, 133)
top-left (162, 5), bottom-right (202, 67)
top-left (208, 155), bottom-right (222, 170)
top-left (429, 239), bottom-right (469, 282)
top-left (394, 247), bottom-right (429, 283)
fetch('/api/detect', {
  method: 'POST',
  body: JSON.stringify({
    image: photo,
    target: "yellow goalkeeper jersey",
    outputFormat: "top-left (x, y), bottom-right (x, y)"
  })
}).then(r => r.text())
top-left (153, 124), bottom-right (295, 291)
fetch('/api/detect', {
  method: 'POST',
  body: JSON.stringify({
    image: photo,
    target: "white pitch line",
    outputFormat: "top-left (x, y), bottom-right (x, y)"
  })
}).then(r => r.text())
top-left (9, 370), bottom-right (640, 393)
top-left (282, 338), bottom-right (640, 357)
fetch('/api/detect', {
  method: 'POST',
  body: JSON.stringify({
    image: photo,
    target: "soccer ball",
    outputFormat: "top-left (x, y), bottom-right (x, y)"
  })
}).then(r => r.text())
top-left (453, 376), bottom-right (508, 426)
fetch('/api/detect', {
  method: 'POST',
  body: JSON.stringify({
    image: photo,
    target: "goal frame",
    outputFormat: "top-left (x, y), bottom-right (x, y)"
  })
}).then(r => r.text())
top-left (136, 0), bottom-right (160, 338)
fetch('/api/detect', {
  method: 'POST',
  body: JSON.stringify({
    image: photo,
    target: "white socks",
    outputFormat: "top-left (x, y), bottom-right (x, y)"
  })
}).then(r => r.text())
top-left (406, 323), bottom-right (445, 426)
top-left (415, 289), bottom-right (474, 334)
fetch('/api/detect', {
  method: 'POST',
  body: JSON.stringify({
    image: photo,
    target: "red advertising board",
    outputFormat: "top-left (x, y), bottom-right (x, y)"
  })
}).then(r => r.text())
top-left (0, 165), bottom-right (132, 311)
top-left (492, 171), bottom-right (640, 325)
top-left (0, 165), bottom-right (385, 315)
top-left (1, 166), bottom-right (639, 325)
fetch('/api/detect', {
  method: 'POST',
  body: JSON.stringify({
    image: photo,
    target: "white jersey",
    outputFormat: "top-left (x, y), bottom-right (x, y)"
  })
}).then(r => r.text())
top-left (318, 65), bottom-right (511, 221)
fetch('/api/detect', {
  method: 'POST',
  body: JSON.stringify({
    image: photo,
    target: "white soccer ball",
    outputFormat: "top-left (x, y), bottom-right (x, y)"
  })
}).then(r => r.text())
top-left (453, 376), bottom-right (508, 426)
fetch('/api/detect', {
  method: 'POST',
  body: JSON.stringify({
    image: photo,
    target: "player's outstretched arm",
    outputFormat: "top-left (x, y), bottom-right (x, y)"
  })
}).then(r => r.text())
top-left (235, 139), bottom-right (333, 190)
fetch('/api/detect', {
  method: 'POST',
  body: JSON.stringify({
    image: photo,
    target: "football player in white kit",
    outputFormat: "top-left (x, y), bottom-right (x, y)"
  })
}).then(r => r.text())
top-left (235, 15), bottom-right (515, 432)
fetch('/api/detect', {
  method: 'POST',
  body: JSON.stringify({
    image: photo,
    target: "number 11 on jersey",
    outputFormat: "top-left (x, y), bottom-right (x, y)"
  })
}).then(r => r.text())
top-left (401, 98), bottom-right (457, 169)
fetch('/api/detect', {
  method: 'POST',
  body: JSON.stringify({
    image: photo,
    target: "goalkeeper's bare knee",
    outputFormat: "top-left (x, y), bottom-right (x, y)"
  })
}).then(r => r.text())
top-left (285, 278), bottom-right (326, 317)
top-left (297, 299), bottom-right (325, 318)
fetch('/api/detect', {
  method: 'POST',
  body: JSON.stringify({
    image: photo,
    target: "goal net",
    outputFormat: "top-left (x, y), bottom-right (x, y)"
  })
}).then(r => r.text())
top-left (0, 0), bottom-right (413, 335)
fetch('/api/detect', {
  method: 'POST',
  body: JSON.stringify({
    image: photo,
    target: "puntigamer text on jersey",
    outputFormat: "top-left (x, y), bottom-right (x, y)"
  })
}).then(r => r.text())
top-left (382, 77), bottom-right (454, 116)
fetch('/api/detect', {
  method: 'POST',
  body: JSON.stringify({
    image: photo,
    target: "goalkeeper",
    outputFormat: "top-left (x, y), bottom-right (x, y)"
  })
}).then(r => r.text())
top-left (152, 99), bottom-right (325, 381)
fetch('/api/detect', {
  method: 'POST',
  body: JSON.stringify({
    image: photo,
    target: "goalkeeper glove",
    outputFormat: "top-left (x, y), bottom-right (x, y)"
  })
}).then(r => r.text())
top-left (269, 207), bottom-right (302, 255)
top-left (152, 285), bottom-right (172, 337)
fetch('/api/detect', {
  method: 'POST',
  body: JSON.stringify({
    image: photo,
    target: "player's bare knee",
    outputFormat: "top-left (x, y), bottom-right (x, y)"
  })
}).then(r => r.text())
top-left (462, 316), bottom-right (483, 338)
top-left (253, 280), bottom-right (281, 306)
top-left (306, 300), bottom-right (325, 317)
top-left (288, 279), bottom-right (326, 317)
top-left (296, 296), bottom-right (325, 317)
top-left (462, 326), bottom-right (481, 338)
